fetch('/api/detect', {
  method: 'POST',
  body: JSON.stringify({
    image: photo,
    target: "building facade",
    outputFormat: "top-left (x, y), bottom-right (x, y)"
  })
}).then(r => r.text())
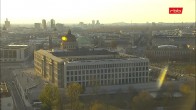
top-left (145, 45), bottom-right (195, 62)
top-left (34, 49), bottom-right (149, 88)
top-left (0, 45), bottom-right (31, 62)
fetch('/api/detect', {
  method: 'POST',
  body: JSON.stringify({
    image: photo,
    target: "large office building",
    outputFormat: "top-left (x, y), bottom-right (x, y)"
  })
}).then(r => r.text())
top-left (34, 30), bottom-right (149, 90)
top-left (0, 44), bottom-right (31, 62)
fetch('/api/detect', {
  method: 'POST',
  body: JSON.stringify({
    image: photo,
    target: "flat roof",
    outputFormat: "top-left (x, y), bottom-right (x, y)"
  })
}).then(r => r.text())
top-left (36, 50), bottom-right (64, 62)
top-left (67, 58), bottom-right (148, 64)
top-left (51, 49), bottom-right (118, 57)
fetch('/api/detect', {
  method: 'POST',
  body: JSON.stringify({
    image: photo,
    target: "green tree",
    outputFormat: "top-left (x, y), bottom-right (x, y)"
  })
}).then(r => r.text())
top-left (91, 101), bottom-right (106, 110)
top-left (66, 82), bottom-right (83, 110)
top-left (131, 91), bottom-right (155, 110)
top-left (91, 101), bottom-right (120, 110)
top-left (39, 84), bottom-right (61, 110)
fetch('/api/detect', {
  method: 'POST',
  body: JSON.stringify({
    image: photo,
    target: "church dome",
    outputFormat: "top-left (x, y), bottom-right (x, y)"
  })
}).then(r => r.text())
top-left (60, 29), bottom-right (76, 42)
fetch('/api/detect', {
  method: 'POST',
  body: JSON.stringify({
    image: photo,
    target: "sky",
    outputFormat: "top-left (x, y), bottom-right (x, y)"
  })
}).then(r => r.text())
top-left (1, 0), bottom-right (195, 24)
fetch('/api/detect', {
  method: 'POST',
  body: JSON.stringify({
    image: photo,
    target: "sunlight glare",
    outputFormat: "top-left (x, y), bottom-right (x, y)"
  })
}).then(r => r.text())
top-left (157, 66), bottom-right (168, 89)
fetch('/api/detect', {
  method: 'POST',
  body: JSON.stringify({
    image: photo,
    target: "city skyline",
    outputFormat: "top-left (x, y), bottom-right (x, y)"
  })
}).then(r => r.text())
top-left (1, 0), bottom-right (195, 24)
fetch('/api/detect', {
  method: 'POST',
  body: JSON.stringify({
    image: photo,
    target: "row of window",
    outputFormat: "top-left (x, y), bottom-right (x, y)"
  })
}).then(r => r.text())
top-left (66, 73), bottom-right (148, 81)
top-left (67, 77), bottom-right (149, 87)
top-left (67, 62), bottom-right (148, 70)
top-left (66, 67), bottom-right (148, 75)
top-left (0, 50), bottom-right (17, 58)
top-left (148, 50), bottom-right (191, 56)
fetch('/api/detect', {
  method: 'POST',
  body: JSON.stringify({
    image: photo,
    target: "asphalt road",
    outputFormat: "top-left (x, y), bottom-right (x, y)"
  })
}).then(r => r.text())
top-left (1, 62), bottom-right (32, 110)
top-left (7, 81), bottom-right (26, 110)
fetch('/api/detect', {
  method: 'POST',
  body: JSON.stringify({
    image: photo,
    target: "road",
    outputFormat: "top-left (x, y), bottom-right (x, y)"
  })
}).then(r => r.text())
top-left (1, 62), bottom-right (31, 110)
top-left (7, 81), bottom-right (26, 110)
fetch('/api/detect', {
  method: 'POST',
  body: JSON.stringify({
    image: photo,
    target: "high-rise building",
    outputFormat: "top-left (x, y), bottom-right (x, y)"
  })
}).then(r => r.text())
top-left (96, 20), bottom-right (100, 25)
top-left (51, 19), bottom-right (55, 28)
top-left (42, 19), bottom-right (47, 29)
top-left (5, 18), bottom-right (10, 29)
top-left (92, 20), bottom-right (95, 25)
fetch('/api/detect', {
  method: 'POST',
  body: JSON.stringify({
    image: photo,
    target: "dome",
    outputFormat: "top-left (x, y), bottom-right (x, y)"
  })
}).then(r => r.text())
top-left (60, 29), bottom-right (76, 42)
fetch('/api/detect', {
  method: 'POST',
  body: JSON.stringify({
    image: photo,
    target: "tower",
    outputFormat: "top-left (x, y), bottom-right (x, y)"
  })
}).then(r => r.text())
top-left (96, 20), bottom-right (100, 25)
top-left (42, 19), bottom-right (47, 29)
top-left (51, 19), bottom-right (55, 28)
top-left (92, 20), bottom-right (95, 25)
top-left (5, 18), bottom-right (10, 29)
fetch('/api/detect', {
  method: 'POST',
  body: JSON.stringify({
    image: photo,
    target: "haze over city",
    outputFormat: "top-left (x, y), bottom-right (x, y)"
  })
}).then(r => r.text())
top-left (1, 0), bottom-right (195, 24)
top-left (1, 0), bottom-right (195, 110)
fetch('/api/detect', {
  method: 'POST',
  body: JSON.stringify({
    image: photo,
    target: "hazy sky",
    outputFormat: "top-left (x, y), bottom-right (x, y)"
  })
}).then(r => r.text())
top-left (1, 0), bottom-right (195, 24)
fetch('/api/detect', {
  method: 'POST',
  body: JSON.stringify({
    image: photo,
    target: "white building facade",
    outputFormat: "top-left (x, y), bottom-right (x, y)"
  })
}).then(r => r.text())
top-left (64, 58), bottom-right (149, 88)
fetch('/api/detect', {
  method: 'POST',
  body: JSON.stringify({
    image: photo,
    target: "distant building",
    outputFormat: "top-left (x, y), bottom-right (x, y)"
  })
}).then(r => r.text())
top-left (0, 82), bottom-right (14, 110)
top-left (96, 20), bottom-right (100, 25)
top-left (0, 44), bottom-right (31, 62)
top-left (34, 23), bottom-right (41, 30)
top-left (151, 36), bottom-right (195, 48)
top-left (34, 30), bottom-right (150, 92)
top-left (145, 45), bottom-right (195, 62)
top-left (42, 19), bottom-right (47, 29)
top-left (92, 20), bottom-right (95, 25)
top-left (50, 19), bottom-right (55, 28)
top-left (4, 18), bottom-right (10, 29)
top-left (56, 23), bottom-right (64, 31)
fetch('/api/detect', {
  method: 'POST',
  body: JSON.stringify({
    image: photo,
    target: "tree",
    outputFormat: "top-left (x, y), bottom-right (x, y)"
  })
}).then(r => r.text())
top-left (39, 84), bottom-right (61, 110)
top-left (179, 83), bottom-right (192, 95)
top-left (131, 91), bottom-right (155, 110)
top-left (66, 82), bottom-right (83, 110)
top-left (90, 101), bottom-right (119, 110)
top-left (91, 101), bottom-right (106, 110)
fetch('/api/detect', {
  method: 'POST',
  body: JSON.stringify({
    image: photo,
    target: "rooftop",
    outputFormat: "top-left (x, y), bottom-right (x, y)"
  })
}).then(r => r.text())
top-left (51, 49), bottom-right (118, 57)
top-left (1, 44), bottom-right (29, 49)
top-left (68, 57), bottom-right (148, 64)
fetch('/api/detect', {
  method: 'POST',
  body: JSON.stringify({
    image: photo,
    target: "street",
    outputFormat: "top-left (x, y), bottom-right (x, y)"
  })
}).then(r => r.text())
top-left (7, 81), bottom-right (26, 110)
